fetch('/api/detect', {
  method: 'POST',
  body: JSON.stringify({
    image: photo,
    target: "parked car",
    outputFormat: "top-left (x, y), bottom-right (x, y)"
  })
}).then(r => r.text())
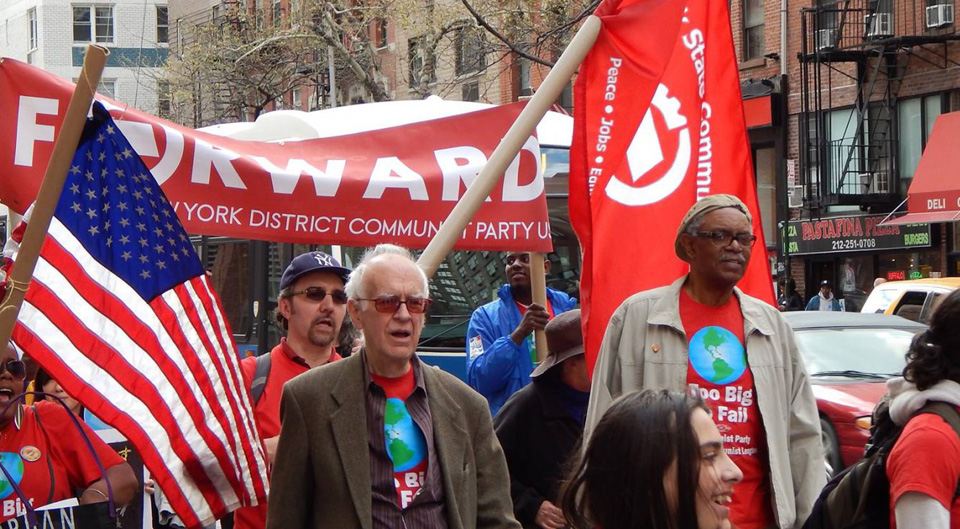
top-left (781, 311), bottom-right (926, 477)
top-left (860, 278), bottom-right (960, 323)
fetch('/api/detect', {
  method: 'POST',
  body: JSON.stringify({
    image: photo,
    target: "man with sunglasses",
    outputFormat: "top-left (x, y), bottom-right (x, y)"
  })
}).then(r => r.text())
top-left (235, 250), bottom-right (351, 529)
top-left (585, 194), bottom-right (823, 529)
top-left (267, 244), bottom-right (520, 529)
top-left (466, 252), bottom-right (577, 417)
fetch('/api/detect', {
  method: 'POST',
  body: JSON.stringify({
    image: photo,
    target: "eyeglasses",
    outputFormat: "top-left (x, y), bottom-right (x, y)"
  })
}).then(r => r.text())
top-left (358, 295), bottom-right (432, 314)
top-left (287, 287), bottom-right (348, 305)
top-left (695, 230), bottom-right (757, 248)
top-left (0, 360), bottom-right (26, 380)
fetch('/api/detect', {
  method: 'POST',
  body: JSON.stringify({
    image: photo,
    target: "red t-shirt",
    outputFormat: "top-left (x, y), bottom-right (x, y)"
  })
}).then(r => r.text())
top-left (888, 411), bottom-right (960, 528)
top-left (515, 299), bottom-right (555, 366)
top-left (0, 402), bottom-right (124, 521)
top-left (234, 339), bottom-right (342, 529)
top-left (370, 368), bottom-right (428, 509)
top-left (680, 289), bottom-right (775, 529)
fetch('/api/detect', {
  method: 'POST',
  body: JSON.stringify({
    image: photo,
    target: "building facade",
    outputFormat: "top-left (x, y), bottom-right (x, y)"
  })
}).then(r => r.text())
top-left (0, 0), bottom-right (170, 117)
top-left (731, 0), bottom-right (960, 309)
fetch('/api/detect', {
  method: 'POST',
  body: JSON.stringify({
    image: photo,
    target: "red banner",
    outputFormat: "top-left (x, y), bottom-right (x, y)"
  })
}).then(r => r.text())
top-left (570, 0), bottom-right (775, 372)
top-left (0, 59), bottom-right (551, 251)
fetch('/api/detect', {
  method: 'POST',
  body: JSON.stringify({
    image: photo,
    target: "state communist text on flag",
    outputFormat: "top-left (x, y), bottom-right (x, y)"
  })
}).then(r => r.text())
top-left (8, 103), bottom-right (268, 528)
top-left (570, 0), bottom-right (776, 372)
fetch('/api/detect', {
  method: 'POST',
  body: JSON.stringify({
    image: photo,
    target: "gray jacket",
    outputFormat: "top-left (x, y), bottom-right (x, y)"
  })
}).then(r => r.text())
top-left (585, 276), bottom-right (824, 529)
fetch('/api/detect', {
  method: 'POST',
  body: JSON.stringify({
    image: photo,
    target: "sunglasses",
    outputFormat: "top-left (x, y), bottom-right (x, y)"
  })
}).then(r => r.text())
top-left (358, 295), bottom-right (432, 314)
top-left (0, 360), bottom-right (26, 380)
top-left (288, 286), bottom-right (348, 305)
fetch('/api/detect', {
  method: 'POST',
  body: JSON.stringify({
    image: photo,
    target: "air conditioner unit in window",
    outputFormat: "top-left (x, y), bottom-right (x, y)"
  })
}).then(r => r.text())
top-left (927, 4), bottom-right (955, 29)
top-left (816, 29), bottom-right (837, 51)
top-left (865, 13), bottom-right (894, 38)
top-left (788, 186), bottom-right (804, 208)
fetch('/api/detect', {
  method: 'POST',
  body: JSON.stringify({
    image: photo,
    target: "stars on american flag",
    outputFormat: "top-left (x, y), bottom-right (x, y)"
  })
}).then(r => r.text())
top-left (55, 111), bottom-right (202, 300)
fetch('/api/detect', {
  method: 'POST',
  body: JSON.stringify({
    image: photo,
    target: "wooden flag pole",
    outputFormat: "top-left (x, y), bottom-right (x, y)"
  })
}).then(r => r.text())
top-left (529, 252), bottom-right (550, 362)
top-left (0, 45), bottom-right (110, 348)
top-left (417, 15), bottom-right (600, 277)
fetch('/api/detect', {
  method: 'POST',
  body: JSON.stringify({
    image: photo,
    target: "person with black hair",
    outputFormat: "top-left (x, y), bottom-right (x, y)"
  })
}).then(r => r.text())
top-left (561, 390), bottom-right (742, 529)
top-left (886, 288), bottom-right (960, 528)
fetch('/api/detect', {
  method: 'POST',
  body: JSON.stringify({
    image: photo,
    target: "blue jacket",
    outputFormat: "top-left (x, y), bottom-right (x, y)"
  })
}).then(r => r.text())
top-left (805, 295), bottom-right (841, 311)
top-left (466, 284), bottom-right (577, 416)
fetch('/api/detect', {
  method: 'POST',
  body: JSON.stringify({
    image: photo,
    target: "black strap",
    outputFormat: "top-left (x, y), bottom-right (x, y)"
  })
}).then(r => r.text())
top-left (915, 401), bottom-right (960, 502)
top-left (250, 353), bottom-right (272, 404)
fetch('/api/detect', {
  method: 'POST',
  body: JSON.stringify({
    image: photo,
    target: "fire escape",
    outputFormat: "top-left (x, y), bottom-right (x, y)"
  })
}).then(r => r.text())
top-left (798, 0), bottom-right (960, 212)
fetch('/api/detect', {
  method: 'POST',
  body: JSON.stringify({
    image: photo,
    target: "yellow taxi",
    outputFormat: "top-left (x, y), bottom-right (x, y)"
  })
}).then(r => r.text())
top-left (860, 278), bottom-right (960, 323)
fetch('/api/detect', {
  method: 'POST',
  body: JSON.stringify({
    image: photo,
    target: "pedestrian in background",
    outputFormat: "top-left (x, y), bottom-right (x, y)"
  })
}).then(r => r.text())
top-left (494, 309), bottom-right (590, 529)
top-left (805, 280), bottom-right (841, 311)
top-left (466, 252), bottom-right (577, 416)
top-left (561, 390), bottom-right (742, 529)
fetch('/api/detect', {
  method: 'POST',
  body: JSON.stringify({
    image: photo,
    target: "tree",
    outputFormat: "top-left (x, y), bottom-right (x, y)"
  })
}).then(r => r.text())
top-left (162, 0), bottom-right (598, 128)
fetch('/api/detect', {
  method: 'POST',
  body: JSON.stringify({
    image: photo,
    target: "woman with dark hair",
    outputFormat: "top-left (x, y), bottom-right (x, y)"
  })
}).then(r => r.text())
top-left (561, 389), bottom-right (742, 529)
top-left (886, 288), bottom-right (960, 528)
top-left (35, 368), bottom-right (83, 416)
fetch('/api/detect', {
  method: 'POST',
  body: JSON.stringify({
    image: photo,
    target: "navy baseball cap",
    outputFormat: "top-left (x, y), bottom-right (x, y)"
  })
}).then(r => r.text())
top-left (280, 251), bottom-right (351, 290)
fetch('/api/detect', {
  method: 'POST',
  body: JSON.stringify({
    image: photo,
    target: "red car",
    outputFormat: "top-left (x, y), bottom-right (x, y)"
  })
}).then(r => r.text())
top-left (781, 311), bottom-right (925, 477)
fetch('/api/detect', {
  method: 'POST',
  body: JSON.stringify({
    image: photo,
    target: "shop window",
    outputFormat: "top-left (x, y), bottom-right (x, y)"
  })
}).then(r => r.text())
top-left (742, 0), bottom-right (765, 60)
top-left (898, 94), bottom-right (944, 195)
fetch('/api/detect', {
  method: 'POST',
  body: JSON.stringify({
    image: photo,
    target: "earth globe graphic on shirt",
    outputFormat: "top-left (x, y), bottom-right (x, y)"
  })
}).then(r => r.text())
top-left (688, 326), bottom-right (747, 385)
top-left (384, 398), bottom-right (427, 472)
top-left (0, 453), bottom-right (25, 498)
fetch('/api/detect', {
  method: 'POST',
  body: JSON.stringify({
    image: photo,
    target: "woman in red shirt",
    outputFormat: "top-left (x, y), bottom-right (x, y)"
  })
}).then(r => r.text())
top-left (0, 342), bottom-right (138, 522)
top-left (887, 289), bottom-right (960, 528)
top-left (561, 390), bottom-right (743, 529)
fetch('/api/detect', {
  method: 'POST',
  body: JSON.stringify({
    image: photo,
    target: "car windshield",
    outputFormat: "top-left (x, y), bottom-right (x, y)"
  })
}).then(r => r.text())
top-left (794, 328), bottom-right (917, 378)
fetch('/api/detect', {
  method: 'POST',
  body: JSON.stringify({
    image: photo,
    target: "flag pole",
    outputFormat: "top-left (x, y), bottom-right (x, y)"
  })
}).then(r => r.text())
top-left (417, 16), bottom-right (601, 278)
top-left (530, 252), bottom-right (549, 362)
top-left (0, 45), bottom-right (110, 347)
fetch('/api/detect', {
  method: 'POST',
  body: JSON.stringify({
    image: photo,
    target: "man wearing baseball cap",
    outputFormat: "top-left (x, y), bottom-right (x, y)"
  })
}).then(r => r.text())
top-left (805, 280), bottom-right (841, 311)
top-left (235, 250), bottom-right (351, 529)
top-left (494, 309), bottom-right (589, 529)
top-left (586, 194), bottom-right (823, 529)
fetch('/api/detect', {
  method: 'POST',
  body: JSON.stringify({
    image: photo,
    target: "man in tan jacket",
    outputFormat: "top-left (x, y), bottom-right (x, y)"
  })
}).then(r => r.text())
top-left (586, 195), bottom-right (824, 529)
top-left (267, 244), bottom-right (520, 529)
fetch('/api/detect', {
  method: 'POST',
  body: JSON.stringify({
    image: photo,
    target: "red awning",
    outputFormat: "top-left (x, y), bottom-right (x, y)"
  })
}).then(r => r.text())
top-left (881, 111), bottom-right (960, 225)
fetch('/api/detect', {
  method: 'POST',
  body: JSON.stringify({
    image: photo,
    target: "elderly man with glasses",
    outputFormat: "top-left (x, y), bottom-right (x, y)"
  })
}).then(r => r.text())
top-left (235, 250), bottom-right (351, 529)
top-left (267, 244), bottom-right (520, 529)
top-left (586, 195), bottom-right (824, 529)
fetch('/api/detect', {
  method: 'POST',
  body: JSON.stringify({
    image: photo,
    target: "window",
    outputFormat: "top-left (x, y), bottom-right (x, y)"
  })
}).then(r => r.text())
top-left (28, 8), bottom-right (37, 50)
top-left (73, 6), bottom-right (114, 44)
top-left (292, 87), bottom-right (302, 109)
top-left (272, 0), bottom-right (282, 27)
top-left (461, 80), bottom-right (479, 102)
top-left (898, 94), bottom-right (943, 194)
top-left (824, 107), bottom-right (868, 194)
top-left (156, 6), bottom-right (168, 44)
top-left (456, 26), bottom-right (485, 76)
top-left (99, 79), bottom-right (116, 99)
top-left (407, 37), bottom-right (436, 88)
top-left (519, 58), bottom-right (532, 96)
top-left (374, 19), bottom-right (387, 48)
top-left (157, 81), bottom-right (171, 119)
top-left (742, 0), bottom-right (764, 60)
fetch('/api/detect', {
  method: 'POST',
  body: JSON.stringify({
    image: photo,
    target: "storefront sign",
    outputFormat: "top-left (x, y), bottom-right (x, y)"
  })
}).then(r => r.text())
top-left (887, 270), bottom-right (907, 280)
top-left (783, 214), bottom-right (932, 256)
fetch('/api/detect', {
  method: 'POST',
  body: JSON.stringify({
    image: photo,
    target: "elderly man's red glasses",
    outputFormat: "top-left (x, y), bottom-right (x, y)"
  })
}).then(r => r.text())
top-left (358, 296), bottom-right (432, 314)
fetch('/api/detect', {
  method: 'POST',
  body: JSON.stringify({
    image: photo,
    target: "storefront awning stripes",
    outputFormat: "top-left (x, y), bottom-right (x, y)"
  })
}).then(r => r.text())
top-left (881, 111), bottom-right (960, 226)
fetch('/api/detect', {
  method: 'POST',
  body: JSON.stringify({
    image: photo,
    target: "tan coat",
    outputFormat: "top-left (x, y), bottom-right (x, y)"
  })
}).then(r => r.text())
top-left (585, 276), bottom-right (825, 529)
top-left (266, 352), bottom-right (521, 529)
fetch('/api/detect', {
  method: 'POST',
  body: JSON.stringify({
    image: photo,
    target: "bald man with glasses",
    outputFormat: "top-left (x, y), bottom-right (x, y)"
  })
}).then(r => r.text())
top-left (268, 244), bottom-right (520, 529)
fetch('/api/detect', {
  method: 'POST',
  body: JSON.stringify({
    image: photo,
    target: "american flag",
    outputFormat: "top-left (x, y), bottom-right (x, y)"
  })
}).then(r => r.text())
top-left (7, 103), bottom-right (268, 527)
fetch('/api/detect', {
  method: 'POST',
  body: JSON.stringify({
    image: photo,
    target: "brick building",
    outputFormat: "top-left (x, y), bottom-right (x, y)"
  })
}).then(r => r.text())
top-left (0, 0), bottom-right (170, 119)
top-left (731, 0), bottom-right (960, 309)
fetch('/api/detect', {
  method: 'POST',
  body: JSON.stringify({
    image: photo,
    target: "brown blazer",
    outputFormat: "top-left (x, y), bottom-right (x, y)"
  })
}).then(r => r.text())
top-left (265, 353), bottom-right (521, 529)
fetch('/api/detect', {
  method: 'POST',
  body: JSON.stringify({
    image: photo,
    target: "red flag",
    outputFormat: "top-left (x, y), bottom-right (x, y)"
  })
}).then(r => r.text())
top-left (570, 0), bottom-right (776, 372)
top-left (8, 104), bottom-right (268, 528)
